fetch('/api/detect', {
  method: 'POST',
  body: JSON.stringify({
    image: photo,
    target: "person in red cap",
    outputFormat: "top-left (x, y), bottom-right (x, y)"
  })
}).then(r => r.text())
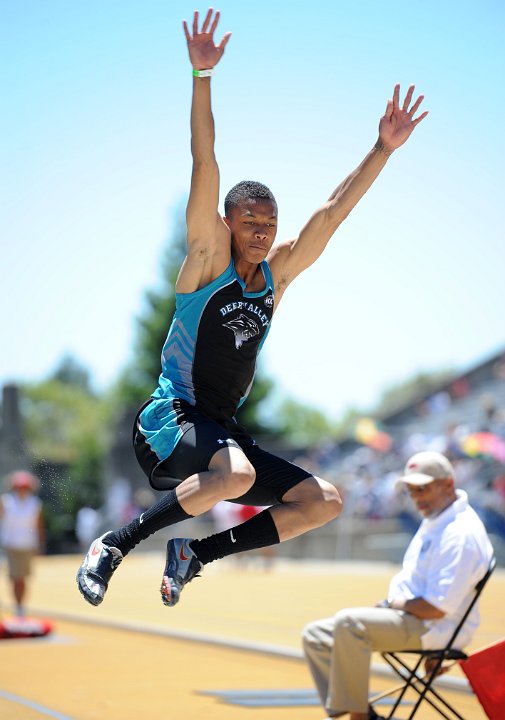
top-left (0, 471), bottom-right (45, 617)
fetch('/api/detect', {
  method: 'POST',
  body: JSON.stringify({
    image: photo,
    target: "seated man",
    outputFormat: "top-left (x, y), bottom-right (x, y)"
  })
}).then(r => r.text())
top-left (302, 451), bottom-right (494, 720)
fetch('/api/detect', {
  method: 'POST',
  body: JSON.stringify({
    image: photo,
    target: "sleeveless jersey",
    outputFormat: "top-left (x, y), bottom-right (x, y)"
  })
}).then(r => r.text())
top-left (139, 259), bottom-right (275, 461)
top-left (0, 493), bottom-right (42, 551)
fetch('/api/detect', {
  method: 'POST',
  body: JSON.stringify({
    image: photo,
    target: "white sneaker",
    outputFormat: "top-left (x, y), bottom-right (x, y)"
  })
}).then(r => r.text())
top-left (76, 532), bottom-right (123, 606)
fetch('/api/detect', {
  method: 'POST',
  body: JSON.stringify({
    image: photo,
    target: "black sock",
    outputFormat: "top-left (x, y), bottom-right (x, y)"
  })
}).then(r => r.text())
top-left (102, 490), bottom-right (192, 556)
top-left (190, 509), bottom-right (280, 565)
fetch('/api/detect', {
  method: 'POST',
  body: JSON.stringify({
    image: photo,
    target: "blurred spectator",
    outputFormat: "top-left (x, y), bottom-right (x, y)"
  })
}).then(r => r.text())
top-left (480, 393), bottom-right (497, 429)
top-left (450, 376), bottom-right (470, 399)
top-left (0, 471), bottom-right (45, 617)
top-left (210, 501), bottom-right (241, 533)
top-left (105, 477), bottom-right (133, 526)
top-left (493, 357), bottom-right (505, 381)
top-left (122, 488), bottom-right (157, 524)
top-left (208, 502), bottom-right (276, 567)
top-left (238, 505), bottom-right (276, 569)
top-left (75, 506), bottom-right (100, 553)
top-left (427, 390), bottom-right (451, 416)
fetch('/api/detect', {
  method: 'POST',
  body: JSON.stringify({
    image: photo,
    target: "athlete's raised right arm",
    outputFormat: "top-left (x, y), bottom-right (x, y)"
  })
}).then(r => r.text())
top-left (177, 9), bottom-right (232, 293)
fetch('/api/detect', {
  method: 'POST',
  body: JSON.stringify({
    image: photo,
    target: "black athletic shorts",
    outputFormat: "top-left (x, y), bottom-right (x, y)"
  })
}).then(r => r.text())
top-left (133, 400), bottom-right (312, 506)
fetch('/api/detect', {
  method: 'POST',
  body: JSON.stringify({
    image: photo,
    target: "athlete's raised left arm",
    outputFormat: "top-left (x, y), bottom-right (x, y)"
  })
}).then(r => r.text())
top-left (268, 84), bottom-right (428, 299)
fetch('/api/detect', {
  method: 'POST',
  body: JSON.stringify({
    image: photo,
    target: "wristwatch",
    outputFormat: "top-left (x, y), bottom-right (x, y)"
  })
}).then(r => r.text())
top-left (377, 598), bottom-right (391, 608)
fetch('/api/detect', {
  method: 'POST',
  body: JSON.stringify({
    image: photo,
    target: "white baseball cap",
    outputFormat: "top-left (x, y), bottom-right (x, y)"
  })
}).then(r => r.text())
top-left (398, 451), bottom-right (455, 486)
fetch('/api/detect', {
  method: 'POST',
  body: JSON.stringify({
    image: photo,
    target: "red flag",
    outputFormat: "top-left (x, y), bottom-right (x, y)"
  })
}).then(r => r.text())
top-left (459, 640), bottom-right (505, 719)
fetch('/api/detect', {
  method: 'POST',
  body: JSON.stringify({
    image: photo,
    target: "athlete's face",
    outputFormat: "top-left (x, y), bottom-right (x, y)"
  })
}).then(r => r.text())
top-left (405, 478), bottom-right (456, 518)
top-left (224, 199), bottom-right (278, 263)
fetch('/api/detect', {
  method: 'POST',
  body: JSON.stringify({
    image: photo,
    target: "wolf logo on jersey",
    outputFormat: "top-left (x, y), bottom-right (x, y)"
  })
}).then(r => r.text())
top-left (223, 314), bottom-right (260, 349)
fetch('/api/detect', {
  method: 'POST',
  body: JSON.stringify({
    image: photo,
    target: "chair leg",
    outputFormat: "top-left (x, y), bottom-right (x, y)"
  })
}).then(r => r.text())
top-left (408, 678), bottom-right (467, 720)
top-left (381, 654), bottom-right (467, 720)
top-left (382, 654), bottom-right (424, 719)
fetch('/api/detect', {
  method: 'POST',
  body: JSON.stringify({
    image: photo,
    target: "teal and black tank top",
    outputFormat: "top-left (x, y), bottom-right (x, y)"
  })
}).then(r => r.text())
top-left (139, 259), bottom-right (275, 461)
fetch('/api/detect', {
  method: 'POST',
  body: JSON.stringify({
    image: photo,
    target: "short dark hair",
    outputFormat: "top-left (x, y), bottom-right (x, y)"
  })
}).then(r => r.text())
top-left (224, 180), bottom-right (277, 217)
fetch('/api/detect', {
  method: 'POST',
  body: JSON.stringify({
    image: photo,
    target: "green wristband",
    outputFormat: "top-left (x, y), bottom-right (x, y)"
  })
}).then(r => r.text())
top-left (193, 68), bottom-right (213, 78)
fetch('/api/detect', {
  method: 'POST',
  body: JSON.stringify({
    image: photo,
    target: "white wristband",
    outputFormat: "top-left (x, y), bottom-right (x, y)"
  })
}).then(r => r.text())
top-left (192, 68), bottom-right (213, 78)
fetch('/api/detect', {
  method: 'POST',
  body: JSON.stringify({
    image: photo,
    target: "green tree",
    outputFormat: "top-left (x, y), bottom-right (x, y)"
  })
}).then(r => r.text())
top-left (236, 372), bottom-right (276, 435)
top-left (276, 398), bottom-right (337, 445)
top-left (23, 377), bottom-right (109, 474)
top-left (51, 353), bottom-right (92, 393)
top-left (114, 202), bottom-right (186, 409)
top-left (21, 357), bottom-right (110, 549)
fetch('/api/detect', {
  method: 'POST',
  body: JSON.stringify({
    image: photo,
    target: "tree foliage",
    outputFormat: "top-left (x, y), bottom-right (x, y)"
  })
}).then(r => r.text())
top-left (51, 353), bottom-right (93, 393)
top-left (236, 372), bottom-right (276, 435)
top-left (276, 397), bottom-right (336, 445)
top-left (114, 203), bottom-right (186, 409)
top-left (21, 356), bottom-right (110, 549)
top-left (23, 379), bottom-right (108, 469)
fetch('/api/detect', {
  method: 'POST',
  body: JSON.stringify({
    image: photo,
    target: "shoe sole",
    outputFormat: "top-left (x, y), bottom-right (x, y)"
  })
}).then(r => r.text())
top-left (76, 570), bottom-right (103, 607)
top-left (160, 575), bottom-right (180, 607)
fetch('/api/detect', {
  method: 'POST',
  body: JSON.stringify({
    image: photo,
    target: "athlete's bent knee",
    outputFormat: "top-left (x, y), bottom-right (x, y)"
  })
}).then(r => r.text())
top-left (281, 476), bottom-right (343, 528)
top-left (209, 448), bottom-right (256, 500)
top-left (291, 477), bottom-right (343, 526)
top-left (321, 481), bottom-right (343, 522)
top-left (218, 464), bottom-right (256, 500)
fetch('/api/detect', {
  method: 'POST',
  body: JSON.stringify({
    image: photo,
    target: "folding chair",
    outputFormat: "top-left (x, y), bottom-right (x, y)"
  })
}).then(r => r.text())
top-left (370, 556), bottom-right (496, 720)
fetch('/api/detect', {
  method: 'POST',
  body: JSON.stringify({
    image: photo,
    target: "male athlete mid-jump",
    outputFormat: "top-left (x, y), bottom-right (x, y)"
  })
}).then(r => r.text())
top-left (77, 8), bottom-right (428, 608)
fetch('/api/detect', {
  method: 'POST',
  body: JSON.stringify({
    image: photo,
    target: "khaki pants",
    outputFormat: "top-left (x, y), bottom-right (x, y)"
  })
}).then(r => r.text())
top-left (302, 607), bottom-right (425, 716)
top-left (5, 548), bottom-right (35, 580)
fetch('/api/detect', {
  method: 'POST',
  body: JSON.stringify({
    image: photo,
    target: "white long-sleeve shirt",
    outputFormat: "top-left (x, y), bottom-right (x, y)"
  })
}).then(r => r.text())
top-left (388, 490), bottom-right (493, 649)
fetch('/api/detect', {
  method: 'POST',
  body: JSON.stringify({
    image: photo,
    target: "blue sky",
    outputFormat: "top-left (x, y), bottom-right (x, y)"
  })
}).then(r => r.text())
top-left (2, 1), bottom-right (504, 420)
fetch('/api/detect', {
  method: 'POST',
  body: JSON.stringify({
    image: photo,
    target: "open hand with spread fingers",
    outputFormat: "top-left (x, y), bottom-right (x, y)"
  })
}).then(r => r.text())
top-left (183, 8), bottom-right (231, 71)
top-left (378, 84), bottom-right (428, 153)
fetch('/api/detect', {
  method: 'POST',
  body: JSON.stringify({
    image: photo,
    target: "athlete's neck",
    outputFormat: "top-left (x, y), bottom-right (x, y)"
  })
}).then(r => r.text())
top-left (233, 258), bottom-right (265, 292)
